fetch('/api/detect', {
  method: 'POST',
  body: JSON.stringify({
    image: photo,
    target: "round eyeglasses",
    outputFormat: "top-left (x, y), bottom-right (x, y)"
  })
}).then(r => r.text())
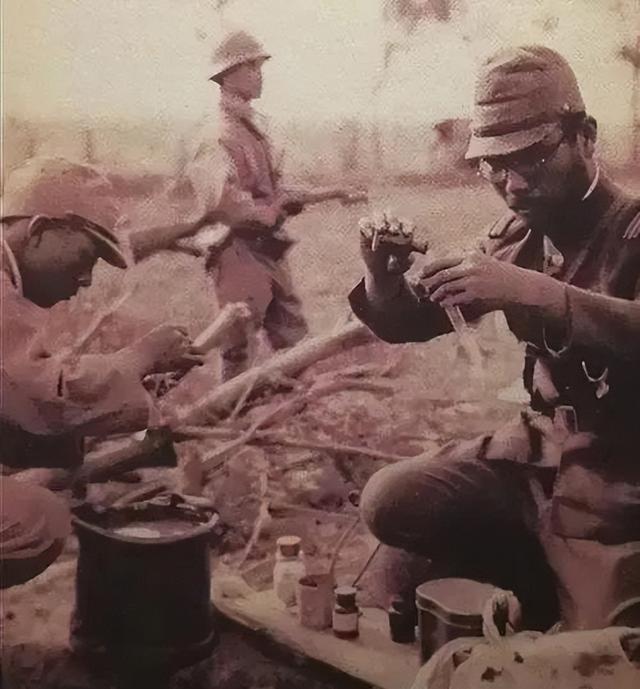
top-left (477, 135), bottom-right (566, 184)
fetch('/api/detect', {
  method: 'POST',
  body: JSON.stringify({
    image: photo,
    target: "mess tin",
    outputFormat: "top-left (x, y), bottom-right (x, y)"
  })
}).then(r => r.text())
top-left (416, 578), bottom-right (497, 662)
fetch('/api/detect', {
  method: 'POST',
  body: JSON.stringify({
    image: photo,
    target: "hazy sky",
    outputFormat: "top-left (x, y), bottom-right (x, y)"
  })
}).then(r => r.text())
top-left (2, 0), bottom-right (637, 129)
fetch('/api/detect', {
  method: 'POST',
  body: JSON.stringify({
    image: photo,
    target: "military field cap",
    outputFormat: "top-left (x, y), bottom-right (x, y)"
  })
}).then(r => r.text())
top-left (209, 30), bottom-right (270, 83)
top-left (2, 157), bottom-right (127, 268)
top-left (466, 45), bottom-right (585, 160)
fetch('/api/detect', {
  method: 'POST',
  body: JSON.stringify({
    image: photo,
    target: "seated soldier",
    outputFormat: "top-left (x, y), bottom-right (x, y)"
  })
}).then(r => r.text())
top-left (350, 46), bottom-right (640, 631)
top-left (0, 155), bottom-right (240, 588)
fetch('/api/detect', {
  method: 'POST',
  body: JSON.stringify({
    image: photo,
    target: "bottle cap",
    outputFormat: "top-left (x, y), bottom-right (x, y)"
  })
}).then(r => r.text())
top-left (276, 535), bottom-right (301, 558)
top-left (335, 585), bottom-right (357, 607)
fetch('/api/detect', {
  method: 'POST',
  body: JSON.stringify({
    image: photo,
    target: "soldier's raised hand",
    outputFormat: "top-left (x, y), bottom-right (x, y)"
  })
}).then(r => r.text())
top-left (358, 210), bottom-right (425, 277)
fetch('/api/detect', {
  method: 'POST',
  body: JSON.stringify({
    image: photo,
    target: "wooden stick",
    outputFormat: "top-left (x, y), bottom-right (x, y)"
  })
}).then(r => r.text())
top-left (75, 431), bottom-right (173, 485)
top-left (237, 472), bottom-right (269, 567)
top-left (328, 517), bottom-right (360, 576)
top-left (255, 434), bottom-right (412, 462)
top-left (174, 320), bottom-right (371, 425)
top-left (201, 400), bottom-right (296, 472)
top-left (269, 502), bottom-right (356, 521)
top-left (352, 541), bottom-right (382, 587)
top-left (228, 370), bottom-right (261, 421)
top-left (192, 302), bottom-right (252, 354)
top-left (77, 322), bottom-right (374, 485)
top-left (177, 426), bottom-right (413, 463)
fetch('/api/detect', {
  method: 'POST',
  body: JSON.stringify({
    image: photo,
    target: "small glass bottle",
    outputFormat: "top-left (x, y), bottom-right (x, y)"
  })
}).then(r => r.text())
top-left (273, 536), bottom-right (306, 607)
top-left (332, 586), bottom-right (359, 639)
top-left (388, 596), bottom-right (416, 643)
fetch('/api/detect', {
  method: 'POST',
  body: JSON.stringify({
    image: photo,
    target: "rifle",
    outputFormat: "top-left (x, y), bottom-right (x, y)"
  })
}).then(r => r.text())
top-left (190, 186), bottom-right (370, 261)
top-left (280, 186), bottom-right (368, 214)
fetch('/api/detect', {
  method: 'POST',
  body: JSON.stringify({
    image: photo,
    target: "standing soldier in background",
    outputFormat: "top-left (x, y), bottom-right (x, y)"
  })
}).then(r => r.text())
top-left (202, 30), bottom-right (367, 380)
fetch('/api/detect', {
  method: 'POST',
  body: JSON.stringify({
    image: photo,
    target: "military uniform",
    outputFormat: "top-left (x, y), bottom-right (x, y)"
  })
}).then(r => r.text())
top-left (350, 47), bottom-right (640, 630)
top-left (0, 159), bottom-right (155, 588)
top-left (204, 32), bottom-right (308, 380)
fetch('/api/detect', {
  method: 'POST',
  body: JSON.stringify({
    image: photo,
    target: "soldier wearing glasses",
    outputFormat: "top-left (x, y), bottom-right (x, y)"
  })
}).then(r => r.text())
top-left (350, 46), bottom-right (640, 631)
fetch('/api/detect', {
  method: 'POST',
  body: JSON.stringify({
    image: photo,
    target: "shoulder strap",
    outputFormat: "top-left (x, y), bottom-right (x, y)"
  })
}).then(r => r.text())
top-left (0, 236), bottom-right (23, 293)
top-left (622, 202), bottom-right (640, 240)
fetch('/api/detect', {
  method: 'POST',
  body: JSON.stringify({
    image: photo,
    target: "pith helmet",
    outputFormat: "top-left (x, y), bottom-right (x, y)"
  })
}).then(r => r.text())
top-left (209, 30), bottom-right (270, 83)
top-left (2, 157), bottom-right (127, 268)
top-left (466, 45), bottom-right (585, 160)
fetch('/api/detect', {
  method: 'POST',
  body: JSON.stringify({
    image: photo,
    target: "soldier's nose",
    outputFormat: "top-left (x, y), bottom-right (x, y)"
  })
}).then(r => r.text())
top-left (504, 168), bottom-right (530, 194)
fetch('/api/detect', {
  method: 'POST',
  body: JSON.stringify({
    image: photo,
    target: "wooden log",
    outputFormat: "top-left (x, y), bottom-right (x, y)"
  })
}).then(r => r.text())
top-left (75, 321), bottom-right (371, 485)
top-left (192, 302), bottom-right (252, 354)
top-left (74, 430), bottom-right (175, 485)
top-left (175, 320), bottom-right (372, 425)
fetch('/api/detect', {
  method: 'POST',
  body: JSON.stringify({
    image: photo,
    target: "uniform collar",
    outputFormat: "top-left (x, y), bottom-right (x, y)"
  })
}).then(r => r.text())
top-left (542, 172), bottom-right (618, 251)
top-left (0, 231), bottom-right (23, 294)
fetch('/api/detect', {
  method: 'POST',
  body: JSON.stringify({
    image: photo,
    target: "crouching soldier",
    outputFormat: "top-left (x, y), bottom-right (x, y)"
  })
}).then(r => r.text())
top-left (350, 46), bottom-right (640, 632)
top-left (0, 156), bottom-right (213, 588)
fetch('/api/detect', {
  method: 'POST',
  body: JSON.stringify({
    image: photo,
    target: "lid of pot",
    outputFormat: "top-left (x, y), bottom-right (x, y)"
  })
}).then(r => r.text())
top-left (276, 535), bottom-right (301, 557)
top-left (416, 578), bottom-right (496, 625)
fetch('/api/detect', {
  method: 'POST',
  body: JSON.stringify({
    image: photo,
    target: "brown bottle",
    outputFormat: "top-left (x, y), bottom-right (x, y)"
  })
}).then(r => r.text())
top-left (332, 586), bottom-right (359, 639)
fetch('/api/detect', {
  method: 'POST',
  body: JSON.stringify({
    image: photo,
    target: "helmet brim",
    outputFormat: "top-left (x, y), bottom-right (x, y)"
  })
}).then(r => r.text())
top-left (209, 54), bottom-right (271, 83)
top-left (79, 222), bottom-right (128, 269)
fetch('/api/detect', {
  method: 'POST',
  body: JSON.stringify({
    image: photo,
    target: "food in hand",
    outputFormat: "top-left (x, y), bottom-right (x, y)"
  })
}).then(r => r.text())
top-left (358, 210), bottom-right (427, 253)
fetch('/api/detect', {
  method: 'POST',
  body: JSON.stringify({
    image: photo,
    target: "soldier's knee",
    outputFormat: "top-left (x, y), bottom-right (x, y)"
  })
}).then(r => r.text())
top-left (1, 479), bottom-right (71, 588)
top-left (360, 463), bottom-right (414, 546)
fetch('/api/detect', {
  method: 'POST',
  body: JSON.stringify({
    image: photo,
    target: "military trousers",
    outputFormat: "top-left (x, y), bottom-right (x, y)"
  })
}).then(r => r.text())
top-left (208, 238), bottom-right (308, 381)
top-left (360, 421), bottom-right (640, 632)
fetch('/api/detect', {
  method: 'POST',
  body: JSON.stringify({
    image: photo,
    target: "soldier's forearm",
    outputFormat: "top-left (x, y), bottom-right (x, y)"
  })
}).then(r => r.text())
top-left (364, 271), bottom-right (406, 309)
top-left (350, 278), bottom-right (453, 344)
top-left (129, 216), bottom-right (211, 262)
top-left (566, 286), bottom-right (640, 360)
top-left (520, 272), bottom-right (640, 360)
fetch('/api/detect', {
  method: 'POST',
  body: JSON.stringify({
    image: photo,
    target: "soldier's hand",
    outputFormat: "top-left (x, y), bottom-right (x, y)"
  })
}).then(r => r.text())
top-left (358, 210), bottom-right (423, 277)
top-left (216, 184), bottom-right (279, 228)
top-left (277, 191), bottom-right (307, 217)
top-left (419, 250), bottom-right (547, 311)
top-left (134, 325), bottom-right (205, 376)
